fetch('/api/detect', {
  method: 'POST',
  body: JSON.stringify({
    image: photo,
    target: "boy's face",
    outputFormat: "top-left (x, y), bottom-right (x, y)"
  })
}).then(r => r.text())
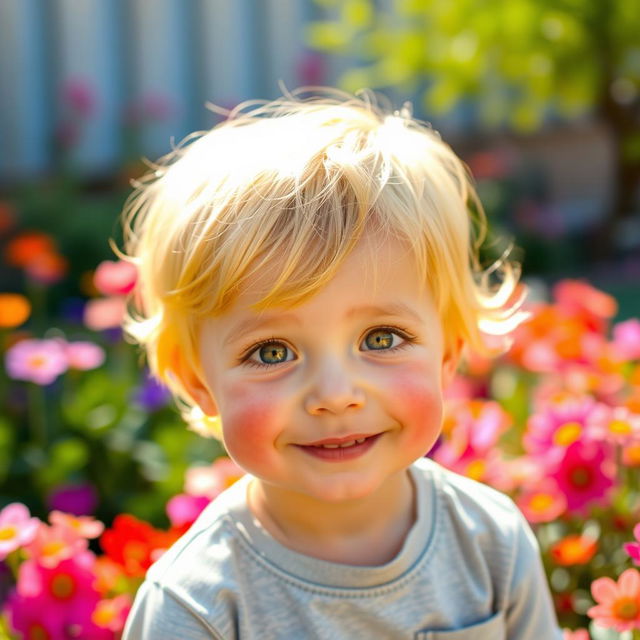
top-left (189, 234), bottom-right (459, 504)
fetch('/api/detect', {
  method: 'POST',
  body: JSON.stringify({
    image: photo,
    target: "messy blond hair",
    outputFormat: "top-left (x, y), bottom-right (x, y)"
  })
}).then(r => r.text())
top-left (120, 87), bottom-right (525, 436)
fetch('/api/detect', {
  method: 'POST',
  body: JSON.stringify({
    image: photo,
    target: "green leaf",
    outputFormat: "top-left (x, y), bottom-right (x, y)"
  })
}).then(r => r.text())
top-left (306, 22), bottom-right (351, 51)
top-left (341, 0), bottom-right (373, 29)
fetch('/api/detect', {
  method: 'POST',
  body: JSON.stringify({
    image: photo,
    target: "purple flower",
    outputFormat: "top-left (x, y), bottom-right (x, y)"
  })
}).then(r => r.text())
top-left (5, 339), bottom-right (68, 385)
top-left (134, 372), bottom-right (171, 411)
top-left (47, 484), bottom-right (98, 517)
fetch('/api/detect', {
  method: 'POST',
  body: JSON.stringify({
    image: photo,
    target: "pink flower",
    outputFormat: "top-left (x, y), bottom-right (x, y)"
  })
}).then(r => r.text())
top-left (612, 318), bottom-right (640, 361)
top-left (624, 523), bottom-right (640, 566)
top-left (587, 568), bottom-right (640, 632)
top-left (9, 551), bottom-right (114, 639)
top-left (588, 406), bottom-right (640, 445)
top-left (49, 511), bottom-right (105, 539)
top-left (563, 630), bottom-right (589, 640)
top-left (63, 78), bottom-right (96, 118)
top-left (93, 260), bottom-right (137, 296)
top-left (166, 494), bottom-right (210, 528)
top-left (184, 457), bottom-right (245, 499)
top-left (83, 296), bottom-right (127, 331)
top-left (524, 395), bottom-right (607, 466)
top-left (5, 338), bottom-right (68, 384)
top-left (91, 594), bottom-right (132, 632)
top-left (0, 503), bottom-right (40, 560)
top-left (517, 478), bottom-right (567, 523)
top-left (24, 521), bottom-right (88, 568)
top-left (550, 441), bottom-right (617, 515)
top-left (64, 340), bottom-right (106, 370)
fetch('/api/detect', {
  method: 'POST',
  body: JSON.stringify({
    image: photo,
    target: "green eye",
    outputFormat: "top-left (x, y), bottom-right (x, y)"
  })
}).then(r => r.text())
top-left (258, 343), bottom-right (289, 364)
top-left (364, 329), bottom-right (395, 350)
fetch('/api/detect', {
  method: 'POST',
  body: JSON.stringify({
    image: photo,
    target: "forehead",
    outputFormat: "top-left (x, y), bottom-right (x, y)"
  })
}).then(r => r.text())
top-left (223, 232), bottom-right (432, 327)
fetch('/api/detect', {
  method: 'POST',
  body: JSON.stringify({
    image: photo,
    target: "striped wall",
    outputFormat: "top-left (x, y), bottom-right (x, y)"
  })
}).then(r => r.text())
top-left (0, 0), bottom-right (340, 180)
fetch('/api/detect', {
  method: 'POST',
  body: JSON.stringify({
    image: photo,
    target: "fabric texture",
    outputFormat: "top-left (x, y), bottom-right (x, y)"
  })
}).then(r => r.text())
top-left (122, 458), bottom-right (562, 639)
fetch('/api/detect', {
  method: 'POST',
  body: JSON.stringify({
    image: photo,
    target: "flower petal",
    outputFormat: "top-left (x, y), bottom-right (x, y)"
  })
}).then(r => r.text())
top-left (591, 576), bottom-right (619, 603)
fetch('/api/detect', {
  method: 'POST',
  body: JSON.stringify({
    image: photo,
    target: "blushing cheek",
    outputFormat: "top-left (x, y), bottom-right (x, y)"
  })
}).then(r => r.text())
top-left (388, 369), bottom-right (443, 443)
top-left (220, 384), bottom-right (281, 472)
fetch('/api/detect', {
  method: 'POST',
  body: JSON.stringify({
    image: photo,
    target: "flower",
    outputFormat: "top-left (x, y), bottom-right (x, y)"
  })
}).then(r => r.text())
top-left (587, 568), bottom-right (640, 632)
top-left (523, 395), bottom-right (606, 465)
top-left (0, 503), bottom-right (40, 561)
top-left (133, 371), bottom-right (171, 411)
top-left (83, 297), bottom-right (127, 331)
top-left (100, 514), bottom-right (177, 578)
top-left (5, 338), bottom-right (68, 385)
top-left (4, 232), bottom-right (55, 268)
top-left (25, 250), bottom-right (68, 284)
top-left (9, 551), bottom-right (115, 639)
top-left (562, 630), bottom-right (589, 640)
top-left (64, 340), bottom-right (106, 370)
top-left (49, 511), bottom-right (104, 540)
top-left (612, 318), bottom-right (640, 361)
top-left (24, 521), bottom-right (88, 569)
top-left (517, 478), bottom-right (567, 523)
top-left (550, 535), bottom-right (598, 566)
top-left (550, 441), bottom-right (617, 515)
top-left (553, 280), bottom-right (618, 333)
top-left (184, 457), bottom-right (245, 499)
top-left (166, 494), bottom-right (210, 530)
top-left (93, 260), bottom-right (137, 296)
top-left (63, 78), bottom-right (96, 117)
top-left (47, 484), bottom-right (98, 516)
top-left (624, 523), bottom-right (640, 566)
top-left (91, 594), bottom-right (132, 632)
top-left (0, 293), bottom-right (31, 328)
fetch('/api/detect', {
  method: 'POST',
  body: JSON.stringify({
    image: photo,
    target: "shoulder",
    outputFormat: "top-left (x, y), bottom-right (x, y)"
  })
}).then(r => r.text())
top-left (129, 478), bottom-right (254, 639)
top-left (414, 457), bottom-right (537, 565)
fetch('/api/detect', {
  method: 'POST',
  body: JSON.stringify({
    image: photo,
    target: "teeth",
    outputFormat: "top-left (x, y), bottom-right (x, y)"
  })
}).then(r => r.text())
top-left (318, 437), bottom-right (368, 449)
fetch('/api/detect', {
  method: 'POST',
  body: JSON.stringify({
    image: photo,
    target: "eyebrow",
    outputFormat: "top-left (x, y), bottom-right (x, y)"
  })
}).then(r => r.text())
top-left (223, 302), bottom-right (423, 347)
top-left (223, 313), bottom-right (301, 346)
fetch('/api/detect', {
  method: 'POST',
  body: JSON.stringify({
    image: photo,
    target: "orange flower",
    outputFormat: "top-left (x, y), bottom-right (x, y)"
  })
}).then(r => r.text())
top-left (0, 293), bottom-right (31, 328)
top-left (4, 232), bottom-right (55, 267)
top-left (25, 250), bottom-right (68, 284)
top-left (551, 534), bottom-right (598, 566)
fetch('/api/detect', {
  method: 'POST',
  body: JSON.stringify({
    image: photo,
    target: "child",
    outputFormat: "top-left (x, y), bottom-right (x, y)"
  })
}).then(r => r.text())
top-left (120, 88), bottom-right (562, 639)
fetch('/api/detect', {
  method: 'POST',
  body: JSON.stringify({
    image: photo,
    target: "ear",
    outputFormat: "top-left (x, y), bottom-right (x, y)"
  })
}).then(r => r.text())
top-left (441, 337), bottom-right (463, 389)
top-left (170, 346), bottom-right (219, 417)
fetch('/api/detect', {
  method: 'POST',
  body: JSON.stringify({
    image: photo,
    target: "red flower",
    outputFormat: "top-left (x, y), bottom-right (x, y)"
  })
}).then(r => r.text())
top-left (100, 515), bottom-right (177, 578)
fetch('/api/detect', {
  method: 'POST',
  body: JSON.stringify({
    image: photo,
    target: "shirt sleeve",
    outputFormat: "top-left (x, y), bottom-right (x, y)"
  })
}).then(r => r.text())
top-left (504, 512), bottom-right (563, 640)
top-left (122, 580), bottom-right (226, 640)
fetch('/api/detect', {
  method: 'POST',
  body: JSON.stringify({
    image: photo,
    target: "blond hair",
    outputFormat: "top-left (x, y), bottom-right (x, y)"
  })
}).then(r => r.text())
top-left (119, 88), bottom-right (525, 436)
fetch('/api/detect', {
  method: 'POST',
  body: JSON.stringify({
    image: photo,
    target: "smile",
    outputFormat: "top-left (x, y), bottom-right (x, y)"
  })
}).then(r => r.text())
top-left (296, 433), bottom-right (382, 461)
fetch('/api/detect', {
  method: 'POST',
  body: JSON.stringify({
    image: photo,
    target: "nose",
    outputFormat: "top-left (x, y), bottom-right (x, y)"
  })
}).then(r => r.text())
top-left (304, 356), bottom-right (365, 416)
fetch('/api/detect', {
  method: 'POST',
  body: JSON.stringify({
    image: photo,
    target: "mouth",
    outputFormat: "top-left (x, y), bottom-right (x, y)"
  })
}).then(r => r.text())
top-left (295, 433), bottom-right (382, 461)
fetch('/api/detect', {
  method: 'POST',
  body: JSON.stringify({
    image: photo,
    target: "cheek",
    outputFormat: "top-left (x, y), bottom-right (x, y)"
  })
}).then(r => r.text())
top-left (386, 367), bottom-right (443, 437)
top-left (219, 382), bottom-right (282, 469)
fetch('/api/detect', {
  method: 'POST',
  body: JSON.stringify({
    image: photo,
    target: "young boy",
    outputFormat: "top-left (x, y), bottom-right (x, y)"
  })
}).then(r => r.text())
top-left (121, 89), bottom-right (562, 639)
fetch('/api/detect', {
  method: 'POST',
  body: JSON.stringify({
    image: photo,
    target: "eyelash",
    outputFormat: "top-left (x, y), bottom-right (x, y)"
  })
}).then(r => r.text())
top-left (238, 326), bottom-right (417, 369)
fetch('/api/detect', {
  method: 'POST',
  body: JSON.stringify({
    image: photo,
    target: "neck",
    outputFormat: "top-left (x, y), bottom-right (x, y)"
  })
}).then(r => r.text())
top-left (248, 469), bottom-right (416, 566)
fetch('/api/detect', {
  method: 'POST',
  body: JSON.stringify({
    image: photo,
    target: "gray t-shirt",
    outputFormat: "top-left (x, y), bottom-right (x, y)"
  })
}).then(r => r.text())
top-left (122, 458), bottom-right (562, 639)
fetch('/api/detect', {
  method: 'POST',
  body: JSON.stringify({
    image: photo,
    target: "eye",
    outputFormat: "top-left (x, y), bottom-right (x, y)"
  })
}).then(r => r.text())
top-left (361, 327), bottom-right (411, 351)
top-left (246, 340), bottom-right (295, 367)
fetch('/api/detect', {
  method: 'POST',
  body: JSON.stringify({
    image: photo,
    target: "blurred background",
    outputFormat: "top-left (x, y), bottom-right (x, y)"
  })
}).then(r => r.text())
top-left (0, 0), bottom-right (638, 521)
top-left (1, 0), bottom-right (639, 311)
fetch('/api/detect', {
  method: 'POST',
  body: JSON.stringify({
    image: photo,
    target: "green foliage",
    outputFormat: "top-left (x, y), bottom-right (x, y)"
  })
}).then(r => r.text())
top-left (309, 0), bottom-right (640, 132)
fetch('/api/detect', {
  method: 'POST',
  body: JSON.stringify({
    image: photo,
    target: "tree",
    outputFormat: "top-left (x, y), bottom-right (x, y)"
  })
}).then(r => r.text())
top-left (308, 0), bottom-right (640, 257)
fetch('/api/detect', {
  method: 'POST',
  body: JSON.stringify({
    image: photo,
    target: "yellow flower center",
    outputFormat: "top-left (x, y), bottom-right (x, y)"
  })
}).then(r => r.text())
top-left (27, 355), bottom-right (47, 369)
top-left (530, 493), bottom-right (553, 512)
top-left (570, 467), bottom-right (591, 487)
top-left (466, 460), bottom-right (486, 481)
top-left (92, 602), bottom-right (115, 627)
top-left (609, 419), bottom-right (632, 435)
top-left (42, 540), bottom-right (65, 557)
top-left (0, 526), bottom-right (16, 541)
top-left (51, 573), bottom-right (75, 600)
top-left (553, 422), bottom-right (582, 447)
top-left (614, 597), bottom-right (639, 620)
top-left (28, 624), bottom-right (50, 640)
